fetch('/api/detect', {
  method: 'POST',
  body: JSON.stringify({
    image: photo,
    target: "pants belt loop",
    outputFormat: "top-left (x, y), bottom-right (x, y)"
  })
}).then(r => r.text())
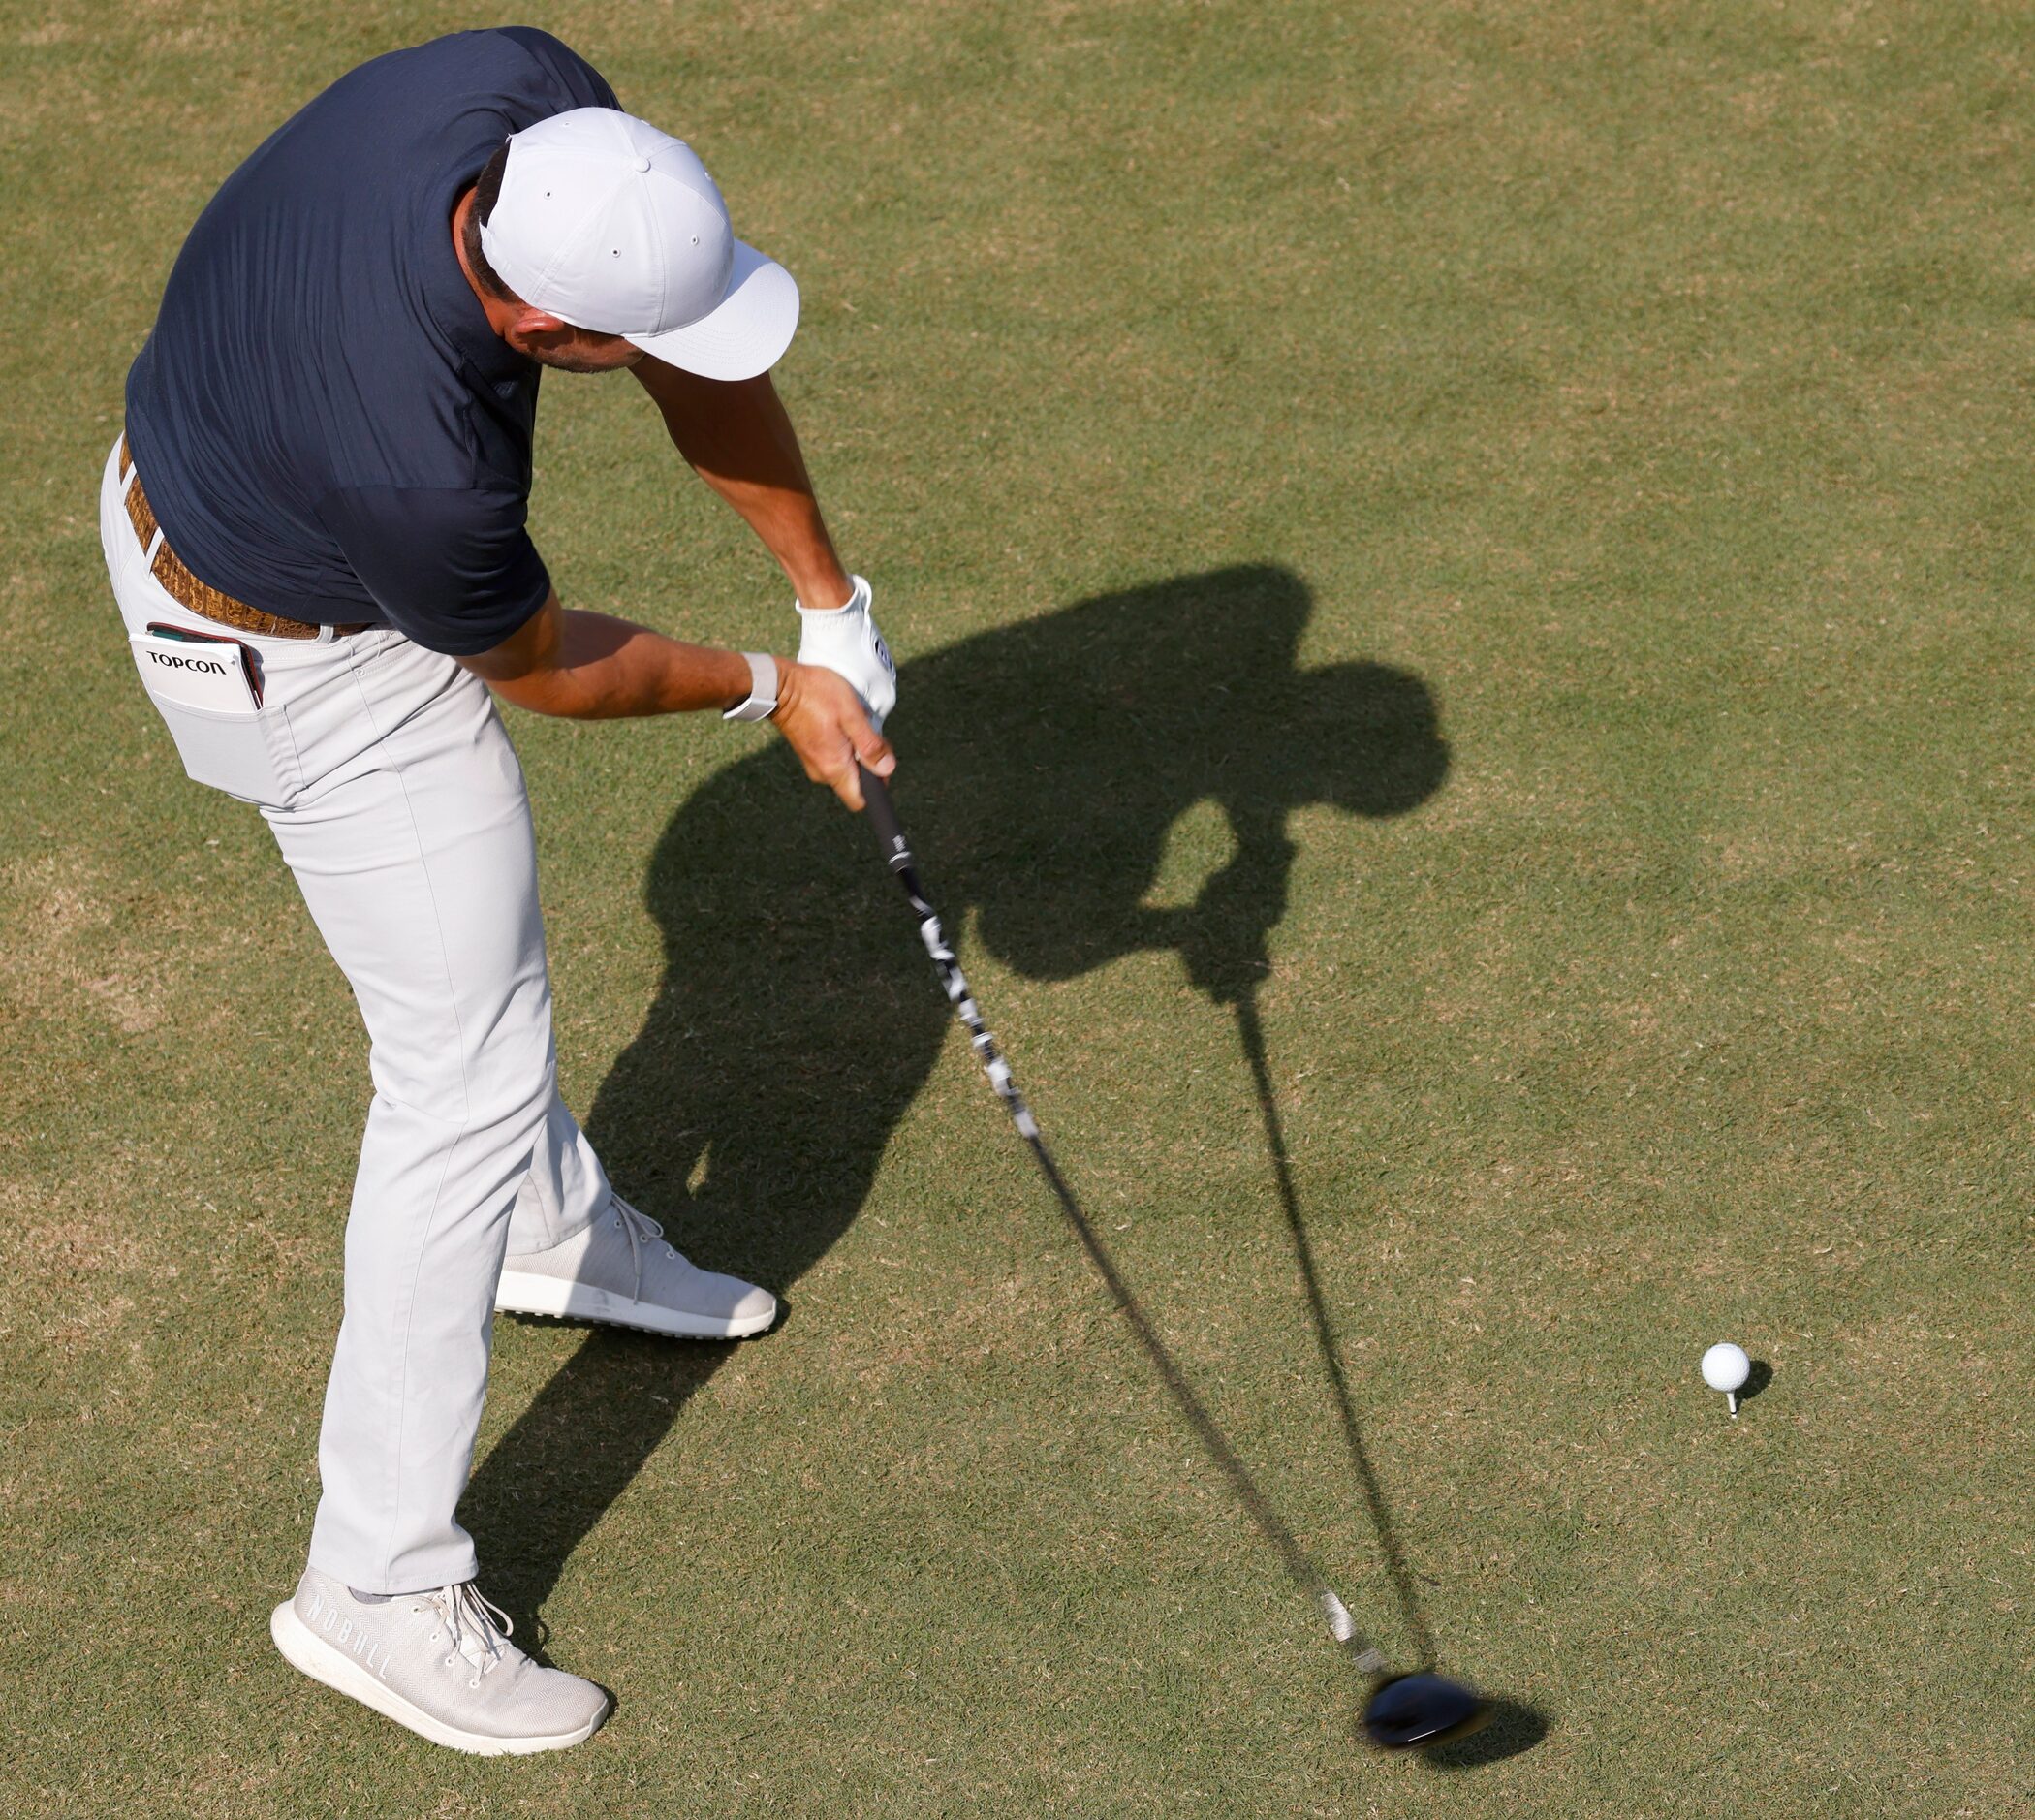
top-left (316, 623), bottom-right (338, 644)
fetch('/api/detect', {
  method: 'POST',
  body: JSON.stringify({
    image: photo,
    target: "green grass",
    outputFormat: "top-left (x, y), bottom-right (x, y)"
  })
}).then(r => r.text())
top-left (6, 1), bottom-right (2035, 1813)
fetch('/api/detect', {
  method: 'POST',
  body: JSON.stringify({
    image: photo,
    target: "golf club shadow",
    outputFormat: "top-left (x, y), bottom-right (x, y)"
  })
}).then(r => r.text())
top-left (1421, 1697), bottom-right (1550, 1770)
top-left (1236, 987), bottom-right (1436, 1667)
top-left (460, 563), bottom-right (1451, 1674)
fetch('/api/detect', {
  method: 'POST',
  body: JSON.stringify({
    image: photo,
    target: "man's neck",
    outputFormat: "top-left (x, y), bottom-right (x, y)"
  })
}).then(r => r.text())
top-left (450, 187), bottom-right (518, 341)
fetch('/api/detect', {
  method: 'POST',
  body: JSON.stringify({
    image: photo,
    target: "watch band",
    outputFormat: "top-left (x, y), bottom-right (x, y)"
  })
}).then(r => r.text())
top-left (722, 651), bottom-right (779, 722)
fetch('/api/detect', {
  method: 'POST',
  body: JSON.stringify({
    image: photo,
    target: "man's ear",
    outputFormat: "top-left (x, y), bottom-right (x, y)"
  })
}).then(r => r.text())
top-left (508, 307), bottom-right (574, 347)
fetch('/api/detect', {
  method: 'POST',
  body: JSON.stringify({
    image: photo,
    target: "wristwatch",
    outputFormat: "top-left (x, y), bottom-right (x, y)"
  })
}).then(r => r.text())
top-left (722, 651), bottom-right (779, 722)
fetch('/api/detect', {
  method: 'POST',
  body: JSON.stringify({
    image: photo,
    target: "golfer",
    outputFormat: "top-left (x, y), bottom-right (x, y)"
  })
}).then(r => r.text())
top-left (100, 28), bottom-right (895, 1754)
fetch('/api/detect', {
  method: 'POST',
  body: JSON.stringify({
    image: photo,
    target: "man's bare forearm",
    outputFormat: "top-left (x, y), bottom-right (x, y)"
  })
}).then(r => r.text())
top-left (459, 592), bottom-right (894, 809)
top-left (630, 359), bottom-right (852, 609)
top-left (460, 592), bottom-right (754, 718)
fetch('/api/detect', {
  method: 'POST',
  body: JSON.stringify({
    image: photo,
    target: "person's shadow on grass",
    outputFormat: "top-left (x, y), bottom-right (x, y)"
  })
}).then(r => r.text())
top-left (462, 562), bottom-right (1450, 1667)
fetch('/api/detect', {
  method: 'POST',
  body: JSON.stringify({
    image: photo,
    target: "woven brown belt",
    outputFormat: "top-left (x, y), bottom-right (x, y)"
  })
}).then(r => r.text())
top-left (119, 435), bottom-right (368, 642)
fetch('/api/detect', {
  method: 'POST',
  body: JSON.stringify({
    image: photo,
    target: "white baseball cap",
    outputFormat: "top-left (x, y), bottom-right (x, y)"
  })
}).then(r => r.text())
top-left (478, 108), bottom-right (799, 380)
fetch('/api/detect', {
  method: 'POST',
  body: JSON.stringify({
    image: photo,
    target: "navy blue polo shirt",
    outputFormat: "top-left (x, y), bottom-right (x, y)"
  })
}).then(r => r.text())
top-left (123, 29), bottom-right (618, 654)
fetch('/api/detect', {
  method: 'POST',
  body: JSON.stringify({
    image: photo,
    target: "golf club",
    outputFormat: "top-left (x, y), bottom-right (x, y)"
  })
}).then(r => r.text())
top-left (856, 765), bottom-right (1487, 1750)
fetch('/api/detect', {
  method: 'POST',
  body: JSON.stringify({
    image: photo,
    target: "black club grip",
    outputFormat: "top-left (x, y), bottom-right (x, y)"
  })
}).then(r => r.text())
top-left (859, 765), bottom-right (913, 872)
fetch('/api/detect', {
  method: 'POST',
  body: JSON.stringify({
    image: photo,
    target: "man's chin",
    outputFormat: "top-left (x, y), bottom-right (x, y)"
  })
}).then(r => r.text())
top-left (530, 346), bottom-right (622, 374)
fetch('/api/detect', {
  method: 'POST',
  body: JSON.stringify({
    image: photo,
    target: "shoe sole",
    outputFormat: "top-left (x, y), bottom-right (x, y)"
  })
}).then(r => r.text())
top-left (270, 1603), bottom-right (607, 1757)
top-left (493, 1272), bottom-right (777, 1339)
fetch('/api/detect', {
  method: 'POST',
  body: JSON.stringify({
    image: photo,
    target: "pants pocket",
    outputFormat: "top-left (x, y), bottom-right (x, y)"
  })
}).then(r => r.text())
top-left (130, 631), bottom-right (297, 805)
top-left (146, 694), bottom-right (297, 804)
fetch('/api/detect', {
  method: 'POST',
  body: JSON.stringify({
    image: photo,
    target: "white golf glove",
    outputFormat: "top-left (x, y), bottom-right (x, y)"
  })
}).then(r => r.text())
top-left (796, 574), bottom-right (896, 731)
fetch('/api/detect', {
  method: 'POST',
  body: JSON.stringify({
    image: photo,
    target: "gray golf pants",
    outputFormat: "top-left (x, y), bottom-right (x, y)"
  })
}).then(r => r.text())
top-left (101, 436), bottom-right (610, 1594)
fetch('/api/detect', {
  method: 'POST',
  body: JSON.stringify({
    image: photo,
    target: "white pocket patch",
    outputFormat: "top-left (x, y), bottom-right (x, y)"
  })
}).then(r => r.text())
top-left (130, 631), bottom-right (259, 712)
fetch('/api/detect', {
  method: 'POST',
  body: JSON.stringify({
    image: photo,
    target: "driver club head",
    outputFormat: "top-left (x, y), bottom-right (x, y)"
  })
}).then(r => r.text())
top-left (1362, 1671), bottom-right (1490, 1750)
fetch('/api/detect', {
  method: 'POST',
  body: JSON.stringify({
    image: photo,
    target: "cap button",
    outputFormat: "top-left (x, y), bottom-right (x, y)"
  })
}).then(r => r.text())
top-left (632, 155), bottom-right (652, 173)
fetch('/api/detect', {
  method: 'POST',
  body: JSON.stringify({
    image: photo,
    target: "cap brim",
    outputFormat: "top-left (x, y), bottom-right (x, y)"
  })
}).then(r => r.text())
top-left (626, 241), bottom-right (799, 380)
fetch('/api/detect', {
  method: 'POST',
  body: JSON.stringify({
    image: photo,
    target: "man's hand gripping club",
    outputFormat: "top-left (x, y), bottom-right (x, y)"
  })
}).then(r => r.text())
top-left (770, 656), bottom-right (894, 808)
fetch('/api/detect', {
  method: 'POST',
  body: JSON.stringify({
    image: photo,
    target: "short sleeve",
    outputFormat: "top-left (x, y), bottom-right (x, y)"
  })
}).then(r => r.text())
top-left (315, 485), bottom-right (551, 654)
top-left (492, 27), bottom-right (621, 112)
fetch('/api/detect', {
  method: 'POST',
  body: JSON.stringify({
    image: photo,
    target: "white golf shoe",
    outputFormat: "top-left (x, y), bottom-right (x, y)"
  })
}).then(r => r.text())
top-left (270, 1571), bottom-right (609, 1755)
top-left (494, 1193), bottom-right (778, 1339)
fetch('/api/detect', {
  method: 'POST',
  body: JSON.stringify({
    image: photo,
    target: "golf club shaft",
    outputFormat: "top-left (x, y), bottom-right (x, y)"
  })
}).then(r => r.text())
top-left (857, 766), bottom-right (1388, 1673)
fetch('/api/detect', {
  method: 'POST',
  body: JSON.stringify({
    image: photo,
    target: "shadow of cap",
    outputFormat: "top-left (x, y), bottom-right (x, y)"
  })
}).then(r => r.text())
top-left (1289, 661), bottom-right (1450, 818)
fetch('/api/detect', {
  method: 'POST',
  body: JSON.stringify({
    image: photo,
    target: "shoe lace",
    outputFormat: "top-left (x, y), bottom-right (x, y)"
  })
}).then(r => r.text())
top-left (417, 1582), bottom-right (515, 1686)
top-left (610, 1195), bottom-right (680, 1299)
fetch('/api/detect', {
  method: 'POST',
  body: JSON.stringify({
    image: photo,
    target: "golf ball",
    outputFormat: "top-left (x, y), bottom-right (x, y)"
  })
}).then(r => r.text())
top-left (1701, 1342), bottom-right (1751, 1394)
